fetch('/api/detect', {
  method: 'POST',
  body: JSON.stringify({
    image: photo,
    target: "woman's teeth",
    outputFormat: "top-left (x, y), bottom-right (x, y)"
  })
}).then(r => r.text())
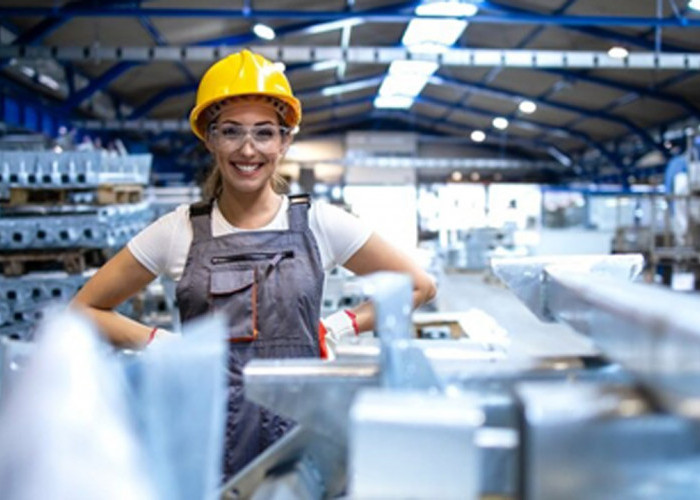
top-left (235, 164), bottom-right (259, 173)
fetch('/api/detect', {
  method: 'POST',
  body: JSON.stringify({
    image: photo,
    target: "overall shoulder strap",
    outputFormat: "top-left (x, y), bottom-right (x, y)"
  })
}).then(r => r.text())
top-left (188, 201), bottom-right (213, 241)
top-left (287, 193), bottom-right (311, 232)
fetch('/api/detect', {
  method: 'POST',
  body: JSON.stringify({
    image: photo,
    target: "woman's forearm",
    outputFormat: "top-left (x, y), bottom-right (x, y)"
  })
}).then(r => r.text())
top-left (71, 302), bottom-right (153, 348)
top-left (351, 288), bottom-right (433, 334)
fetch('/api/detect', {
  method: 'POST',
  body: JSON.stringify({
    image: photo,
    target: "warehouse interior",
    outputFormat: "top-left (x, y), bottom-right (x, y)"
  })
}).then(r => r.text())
top-left (1, 1), bottom-right (700, 498)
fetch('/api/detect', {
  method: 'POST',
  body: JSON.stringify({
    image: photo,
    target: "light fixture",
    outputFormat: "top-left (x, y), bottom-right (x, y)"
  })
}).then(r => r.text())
top-left (451, 171), bottom-right (463, 182)
top-left (607, 46), bottom-right (629, 58)
top-left (402, 1), bottom-right (480, 54)
top-left (470, 130), bottom-right (486, 142)
top-left (415, 1), bottom-right (480, 17)
top-left (253, 23), bottom-right (276, 40)
top-left (402, 19), bottom-right (468, 54)
top-left (518, 100), bottom-right (537, 114)
top-left (322, 78), bottom-right (382, 96)
top-left (310, 60), bottom-right (343, 72)
top-left (373, 60), bottom-right (439, 110)
top-left (688, 0), bottom-right (700, 12)
top-left (20, 66), bottom-right (36, 78)
top-left (378, 75), bottom-right (429, 97)
top-left (470, 172), bottom-right (480, 182)
top-left (305, 17), bottom-right (364, 35)
top-left (388, 60), bottom-right (439, 76)
top-left (492, 117), bottom-right (509, 130)
top-left (38, 74), bottom-right (60, 91)
top-left (373, 95), bottom-right (415, 109)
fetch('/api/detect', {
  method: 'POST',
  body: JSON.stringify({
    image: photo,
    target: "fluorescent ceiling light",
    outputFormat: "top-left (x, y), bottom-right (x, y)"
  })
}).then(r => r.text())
top-left (689, 0), bottom-right (700, 12)
top-left (416, 1), bottom-right (480, 17)
top-left (470, 130), bottom-right (486, 142)
top-left (607, 46), bottom-right (628, 58)
top-left (492, 117), bottom-right (509, 130)
top-left (379, 74), bottom-right (430, 98)
top-left (310, 60), bottom-right (343, 72)
top-left (321, 78), bottom-right (381, 96)
top-left (373, 95), bottom-right (415, 109)
top-left (38, 74), bottom-right (60, 91)
top-left (402, 19), bottom-right (467, 54)
top-left (253, 23), bottom-right (276, 40)
top-left (20, 66), bottom-right (35, 78)
top-left (305, 17), bottom-right (364, 35)
top-left (518, 100), bottom-right (537, 114)
top-left (388, 60), bottom-right (439, 76)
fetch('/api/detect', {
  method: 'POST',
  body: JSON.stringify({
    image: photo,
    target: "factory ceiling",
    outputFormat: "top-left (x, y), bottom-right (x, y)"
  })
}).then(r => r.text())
top-left (1, 1), bottom-right (699, 183)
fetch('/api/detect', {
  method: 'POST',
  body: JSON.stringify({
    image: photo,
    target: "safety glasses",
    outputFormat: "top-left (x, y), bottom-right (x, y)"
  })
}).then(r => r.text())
top-left (208, 124), bottom-right (291, 153)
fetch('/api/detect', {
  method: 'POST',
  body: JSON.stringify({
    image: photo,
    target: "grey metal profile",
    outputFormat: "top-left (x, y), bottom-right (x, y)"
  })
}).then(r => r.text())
top-left (493, 254), bottom-right (700, 419)
top-left (4, 45), bottom-right (700, 70)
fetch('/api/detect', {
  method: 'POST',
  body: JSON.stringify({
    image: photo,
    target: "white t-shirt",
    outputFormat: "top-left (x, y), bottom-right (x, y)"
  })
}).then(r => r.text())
top-left (127, 197), bottom-right (372, 281)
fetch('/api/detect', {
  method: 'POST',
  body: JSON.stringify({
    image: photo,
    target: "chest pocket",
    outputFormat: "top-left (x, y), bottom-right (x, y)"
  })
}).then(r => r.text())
top-left (209, 250), bottom-right (294, 342)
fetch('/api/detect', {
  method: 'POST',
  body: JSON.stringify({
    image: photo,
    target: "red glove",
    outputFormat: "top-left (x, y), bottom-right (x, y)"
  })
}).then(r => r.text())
top-left (318, 309), bottom-right (359, 359)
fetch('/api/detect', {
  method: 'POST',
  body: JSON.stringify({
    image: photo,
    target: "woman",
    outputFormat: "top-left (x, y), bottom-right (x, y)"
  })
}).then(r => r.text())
top-left (72, 50), bottom-right (436, 479)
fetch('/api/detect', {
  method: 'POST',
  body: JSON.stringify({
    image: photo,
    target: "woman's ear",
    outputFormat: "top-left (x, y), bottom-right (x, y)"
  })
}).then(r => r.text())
top-left (204, 134), bottom-right (215, 153)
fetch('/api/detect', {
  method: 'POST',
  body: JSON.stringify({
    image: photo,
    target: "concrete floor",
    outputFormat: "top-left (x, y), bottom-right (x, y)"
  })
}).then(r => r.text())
top-left (434, 270), bottom-right (597, 358)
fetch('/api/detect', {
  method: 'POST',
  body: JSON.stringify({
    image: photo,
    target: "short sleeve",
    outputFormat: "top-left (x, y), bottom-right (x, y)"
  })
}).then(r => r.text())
top-left (310, 201), bottom-right (372, 270)
top-left (127, 205), bottom-right (189, 276)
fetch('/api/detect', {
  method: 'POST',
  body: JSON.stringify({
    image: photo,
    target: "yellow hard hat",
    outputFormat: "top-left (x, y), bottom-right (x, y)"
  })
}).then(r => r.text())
top-left (189, 49), bottom-right (301, 141)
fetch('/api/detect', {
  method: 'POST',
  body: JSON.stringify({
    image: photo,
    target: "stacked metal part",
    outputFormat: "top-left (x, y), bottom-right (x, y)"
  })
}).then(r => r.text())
top-left (0, 151), bottom-right (153, 341)
top-left (0, 151), bottom-right (150, 188)
top-left (217, 256), bottom-right (700, 499)
top-left (0, 272), bottom-right (136, 341)
top-left (0, 203), bottom-right (153, 250)
top-left (0, 310), bottom-right (228, 500)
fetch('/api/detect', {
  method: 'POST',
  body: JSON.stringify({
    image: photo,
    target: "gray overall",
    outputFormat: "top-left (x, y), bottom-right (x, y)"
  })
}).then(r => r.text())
top-left (175, 194), bottom-right (323, 480)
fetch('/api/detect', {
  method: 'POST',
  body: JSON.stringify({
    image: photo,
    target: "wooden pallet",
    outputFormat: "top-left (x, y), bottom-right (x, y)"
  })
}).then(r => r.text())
top-left (0, 249), bottom-right (106, 277)
top-left (96, 184), bottom-right (144, 204)
top-left (6, 184), bottom-right (144, 206)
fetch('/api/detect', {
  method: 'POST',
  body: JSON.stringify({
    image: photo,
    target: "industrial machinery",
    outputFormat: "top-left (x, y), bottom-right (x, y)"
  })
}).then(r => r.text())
top-left (220, 256), bottom-right (700, 500)
top-left (1, 255), bottom-right (700, 499)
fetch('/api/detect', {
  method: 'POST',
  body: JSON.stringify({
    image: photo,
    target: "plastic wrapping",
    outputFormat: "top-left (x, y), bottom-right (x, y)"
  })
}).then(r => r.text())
top-left (127, 313), bottom-right (228, 500)
top-left (0, 308), bottom-right (155, 500)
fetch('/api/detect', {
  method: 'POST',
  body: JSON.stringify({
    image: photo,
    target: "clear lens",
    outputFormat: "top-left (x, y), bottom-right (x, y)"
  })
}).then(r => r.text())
top-left (211, 124), bottom-right (289, 152)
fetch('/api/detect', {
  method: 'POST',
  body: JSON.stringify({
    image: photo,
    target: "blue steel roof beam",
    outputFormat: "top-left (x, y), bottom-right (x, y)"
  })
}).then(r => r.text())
top-left (482, 0), bottom-right (578, 85)
top-left (138, 17), bottom-right (196, 85)
top-left (302, 109), bottom-right (547, 159)
top-left (129, 84), bottom-right (194, 119)
top-left (479, 1), bottom-right (693, 51)
top-left (60, 61), bottom-right (137, 113)
top-left (5, 0), bottom-right (149, 48)
top-left (431, 74), bottom-right (665, 156)
top-left (414, 94), bottom-right (622, 167)
top-left (375, 109), bottom-right (560, 158)
top-left (2, 7), bottom-right (700, 27)
top-left (0, 16), bottom-right (131, 121)
top-left (126, 65), bottom-right (382, 120)
top-left (193, 1), bottom-right (418, 47)
top-left (540, 69), bottom-right (699, 118)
